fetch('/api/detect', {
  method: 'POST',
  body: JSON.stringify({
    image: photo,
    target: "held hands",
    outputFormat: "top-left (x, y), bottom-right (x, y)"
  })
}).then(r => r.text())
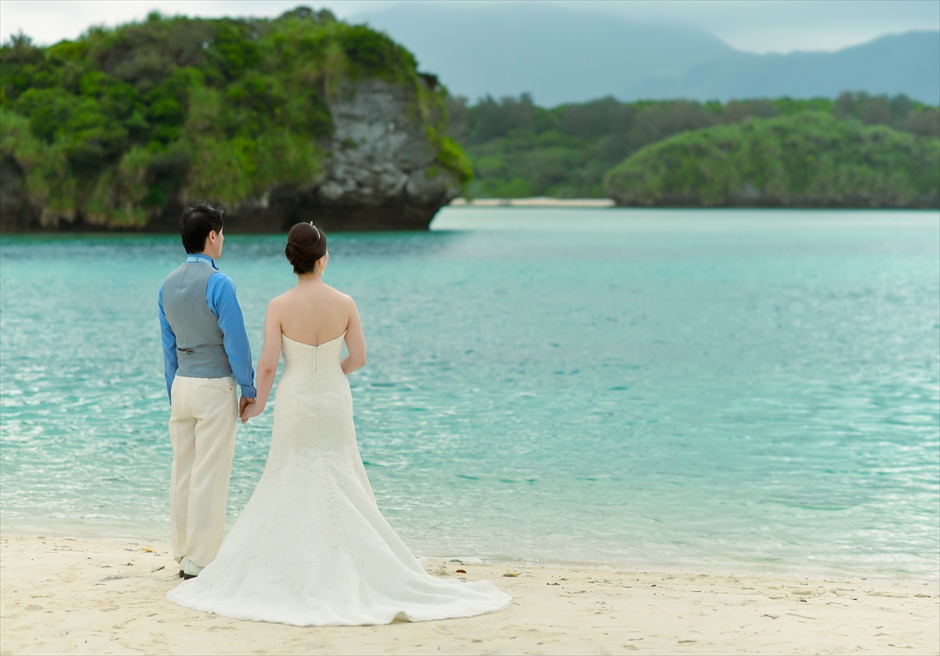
top-left (239, 396), bottom-right (263, 423)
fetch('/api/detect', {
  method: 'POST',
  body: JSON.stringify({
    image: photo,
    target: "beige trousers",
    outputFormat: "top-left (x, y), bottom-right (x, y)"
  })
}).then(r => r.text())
top-left (168, 375), bottom-right (238, 569)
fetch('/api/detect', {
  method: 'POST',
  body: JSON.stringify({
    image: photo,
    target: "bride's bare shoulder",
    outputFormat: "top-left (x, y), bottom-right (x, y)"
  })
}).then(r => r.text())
top-left (266, 290), bottom-right (293, 310)
top-left (339, 290), bottom-right (358, 311)
top-left (323, 283), bottom-right (355, 303)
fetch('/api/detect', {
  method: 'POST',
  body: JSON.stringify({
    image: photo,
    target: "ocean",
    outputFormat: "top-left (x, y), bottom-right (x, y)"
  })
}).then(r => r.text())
top-left (1, 207), bottom-right (938, 579)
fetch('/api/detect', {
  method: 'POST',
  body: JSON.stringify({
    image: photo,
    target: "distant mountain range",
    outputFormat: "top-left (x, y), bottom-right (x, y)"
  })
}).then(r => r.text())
top-left (353, 4), bottom-right (940, 106)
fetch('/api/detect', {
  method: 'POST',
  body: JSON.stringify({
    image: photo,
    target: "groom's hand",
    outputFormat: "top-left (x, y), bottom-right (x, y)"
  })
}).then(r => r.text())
top-left (239, 396), bottom-right (256, 421)
top-left (240, 397), bottom-right (263, 424)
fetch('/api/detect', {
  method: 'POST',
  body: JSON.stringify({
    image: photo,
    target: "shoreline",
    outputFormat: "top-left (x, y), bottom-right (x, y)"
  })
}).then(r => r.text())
top-left (447, 198), bottom-right (940, 210)
top-left (4, 523), bottom-right (935, 584)
top-left (2, 535), bottom-right (937, 655)
top-left (449, 197), bottom-right (616, 208)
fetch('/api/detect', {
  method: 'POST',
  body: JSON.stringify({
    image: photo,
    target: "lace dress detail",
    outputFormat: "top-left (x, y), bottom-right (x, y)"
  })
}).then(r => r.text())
top-left (167, 333), bottom-right (511, 626)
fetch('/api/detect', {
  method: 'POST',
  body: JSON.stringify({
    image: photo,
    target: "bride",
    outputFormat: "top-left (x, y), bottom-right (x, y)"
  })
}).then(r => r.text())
top-left (167, 222), bottom-right (511, 626)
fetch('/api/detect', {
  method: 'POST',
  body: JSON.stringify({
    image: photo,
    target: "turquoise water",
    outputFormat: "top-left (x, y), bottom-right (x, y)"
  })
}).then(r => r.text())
top-left (2, 208), bottom-right (938, 579)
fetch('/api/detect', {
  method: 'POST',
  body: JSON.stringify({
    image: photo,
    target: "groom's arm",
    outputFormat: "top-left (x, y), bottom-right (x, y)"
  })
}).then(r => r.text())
top-left (157, 284), bottom-right (178, 403)
top-left (206, 273), bottom-right (257, 400)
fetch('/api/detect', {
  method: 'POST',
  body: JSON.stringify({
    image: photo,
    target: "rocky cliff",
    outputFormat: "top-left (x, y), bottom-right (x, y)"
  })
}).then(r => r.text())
top-left (149, 78), bottom-right (462, 234)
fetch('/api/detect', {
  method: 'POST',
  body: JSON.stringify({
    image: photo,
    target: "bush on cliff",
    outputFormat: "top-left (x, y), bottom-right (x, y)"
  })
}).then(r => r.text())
top-left (603, 111), bottom-right (940, 207)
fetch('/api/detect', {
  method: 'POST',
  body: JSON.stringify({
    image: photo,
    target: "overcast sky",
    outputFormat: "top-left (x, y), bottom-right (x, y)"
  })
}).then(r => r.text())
top-left (1, 0), bottom-right (938, 54)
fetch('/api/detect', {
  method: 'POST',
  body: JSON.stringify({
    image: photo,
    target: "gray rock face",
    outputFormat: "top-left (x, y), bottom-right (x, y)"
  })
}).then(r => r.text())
top-left (249, 78), bottom-right (460, 232)
top-left (322, 80), bottom-right (434, 205)
top-left (0, 78), bottom-right (462, 233)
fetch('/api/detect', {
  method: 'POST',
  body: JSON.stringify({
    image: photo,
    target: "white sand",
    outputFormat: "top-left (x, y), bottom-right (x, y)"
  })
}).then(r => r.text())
top-left (450, 197), bottom-right (615, 208)
top-left (1, 535), bottom-right (937, 655)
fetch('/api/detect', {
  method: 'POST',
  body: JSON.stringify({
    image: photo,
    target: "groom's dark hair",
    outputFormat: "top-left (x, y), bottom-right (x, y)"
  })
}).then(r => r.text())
top-left (180, 202), bottom-right (224, 254)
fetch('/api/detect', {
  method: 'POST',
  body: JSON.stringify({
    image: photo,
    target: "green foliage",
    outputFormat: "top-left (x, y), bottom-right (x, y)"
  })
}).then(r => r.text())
top-left (186, 136), bottom-right (254, 204)
top-left (0, 108), bottom-right (77, 216)
top-left (0, 8), bottom-right (461, 227)
top-left (186, 130), bottom-right (322, 207)
top-left (604, 111), bottom-right (940, 207)
top-left (437, 135), bottom-right (472, 187)
top-left (415, 73), bottom-right (472, 194)
top-left (15, 87), bottom-right (75, 141)
top-left (338, 24), bottom-right (417, 81)
top-left (454, 92), bottom-right (938, 200)
top-left (208, 21), bottom-right (261, 81)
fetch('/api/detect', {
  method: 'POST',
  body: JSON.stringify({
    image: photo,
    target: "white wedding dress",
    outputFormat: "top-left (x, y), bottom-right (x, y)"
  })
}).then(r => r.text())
top-left (167, 333), bottom-right (511, 626)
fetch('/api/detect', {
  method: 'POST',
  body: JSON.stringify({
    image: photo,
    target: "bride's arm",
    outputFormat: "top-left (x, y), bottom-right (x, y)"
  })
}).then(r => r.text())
top-left (342, 297), bottom-right (366, 375)
top-left (241, 300), bottom-right (282, 421)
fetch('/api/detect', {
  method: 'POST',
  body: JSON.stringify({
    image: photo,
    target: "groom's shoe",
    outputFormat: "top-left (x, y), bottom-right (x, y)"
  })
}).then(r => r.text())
top-left (178, 556), bottom-right (204, 579)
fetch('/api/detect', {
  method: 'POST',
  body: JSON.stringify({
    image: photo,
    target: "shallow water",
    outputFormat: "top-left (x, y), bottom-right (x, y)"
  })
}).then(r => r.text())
top-left (2, 207), bottom-right (938, 578)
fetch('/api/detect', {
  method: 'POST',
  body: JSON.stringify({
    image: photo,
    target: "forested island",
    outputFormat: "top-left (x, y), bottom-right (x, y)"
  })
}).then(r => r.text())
top-left (451, 93), bottom-right (939, 206)
top-left (1, 8), bottom-right (938, 232)
top-left (0, 8), bottom-right (469, 232)
top-left (605, 111), bottom-right (938, 207)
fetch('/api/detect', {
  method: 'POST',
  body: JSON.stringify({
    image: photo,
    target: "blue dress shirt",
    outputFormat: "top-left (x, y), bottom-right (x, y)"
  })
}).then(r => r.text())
top-left (158, 254), bottom-right (257, 402)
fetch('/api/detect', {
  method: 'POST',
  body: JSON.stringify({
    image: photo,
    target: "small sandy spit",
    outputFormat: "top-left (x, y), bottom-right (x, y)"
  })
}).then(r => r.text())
top-left (450, 197), bottom-right (615, 208)
top-left (1, 535), bottom-right (937, 655)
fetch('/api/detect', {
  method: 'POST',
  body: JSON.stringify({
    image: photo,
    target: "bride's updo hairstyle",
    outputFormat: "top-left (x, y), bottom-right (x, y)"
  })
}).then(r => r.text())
top-left (285, 222), bottom-right (327, 274)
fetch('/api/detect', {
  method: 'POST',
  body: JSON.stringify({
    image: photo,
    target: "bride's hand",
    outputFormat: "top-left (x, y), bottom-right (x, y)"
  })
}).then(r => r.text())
top-left (240, 399), bottom-right (263, 423)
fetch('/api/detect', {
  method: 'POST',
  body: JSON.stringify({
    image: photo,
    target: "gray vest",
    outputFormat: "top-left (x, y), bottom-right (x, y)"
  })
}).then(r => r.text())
top-left (162, 261), bottom-right (232, 379)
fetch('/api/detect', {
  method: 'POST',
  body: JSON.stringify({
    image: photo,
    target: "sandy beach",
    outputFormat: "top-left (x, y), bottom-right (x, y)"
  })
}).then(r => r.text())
top-left (1, 535), bottom-right (937, 655)
top-left (449, 197), bottom-right (616, 208)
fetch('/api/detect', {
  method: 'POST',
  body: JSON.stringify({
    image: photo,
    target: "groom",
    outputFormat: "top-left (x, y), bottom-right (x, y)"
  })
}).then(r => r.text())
top-left (158, 201), bottom-right (256, 579)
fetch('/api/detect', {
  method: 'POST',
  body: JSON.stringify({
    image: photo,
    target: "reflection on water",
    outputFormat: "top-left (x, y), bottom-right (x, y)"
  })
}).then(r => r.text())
top-left (2, 208), bottom-right (938, 578)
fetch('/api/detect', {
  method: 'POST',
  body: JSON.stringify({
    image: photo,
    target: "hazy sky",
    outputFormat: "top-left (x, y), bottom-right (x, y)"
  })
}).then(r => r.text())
top-left (1, 0), bottom-right (938, 54)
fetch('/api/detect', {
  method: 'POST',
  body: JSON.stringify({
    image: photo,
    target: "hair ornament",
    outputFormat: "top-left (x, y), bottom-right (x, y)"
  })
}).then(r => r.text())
top-left (309, 221), bottom-right (320, 240)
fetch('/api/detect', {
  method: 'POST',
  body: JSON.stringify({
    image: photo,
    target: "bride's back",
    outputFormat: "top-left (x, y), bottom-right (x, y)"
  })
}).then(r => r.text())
top-left (278, 283), bottom-right (351, 346)
top-left (239, 222), bottom-right (366, 427)
top-left (254, 222), bottom-right (366, 380)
